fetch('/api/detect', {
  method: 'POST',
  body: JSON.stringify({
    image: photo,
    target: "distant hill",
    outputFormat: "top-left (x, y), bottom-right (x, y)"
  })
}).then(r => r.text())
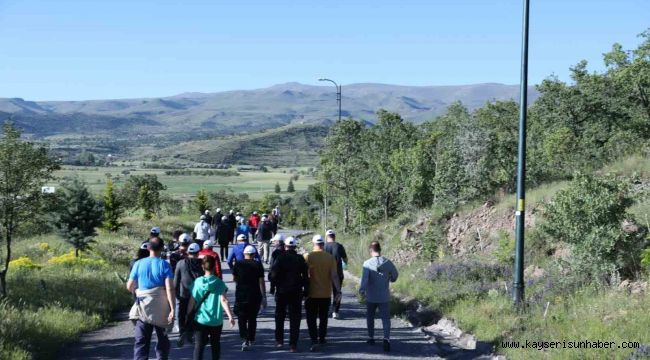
top-left (146, 123), bottom-right (330, 167)
top-left (0, 82), bottom-right (538, 138)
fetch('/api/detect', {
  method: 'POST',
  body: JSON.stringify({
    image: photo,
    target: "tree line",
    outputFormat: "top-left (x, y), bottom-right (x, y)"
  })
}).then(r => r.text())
top-left (318, 31), bottom-right (650, 232)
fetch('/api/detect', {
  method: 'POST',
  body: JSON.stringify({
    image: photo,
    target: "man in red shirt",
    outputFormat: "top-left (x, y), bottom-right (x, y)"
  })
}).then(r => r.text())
top-left (197, 240), bottom-right (223, 279)
top-left (248, 211), bottom-right (261, 242)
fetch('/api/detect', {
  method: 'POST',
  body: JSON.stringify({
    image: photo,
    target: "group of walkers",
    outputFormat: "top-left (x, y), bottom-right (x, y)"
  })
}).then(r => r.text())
top-left (127, 213), bottom-right (398, 360)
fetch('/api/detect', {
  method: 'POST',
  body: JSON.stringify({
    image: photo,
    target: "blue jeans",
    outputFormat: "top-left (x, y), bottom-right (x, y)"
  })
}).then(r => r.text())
top-left (133, 319), bottom-right (170, 360)
top-left (366, 302), bottom-right (391, 340)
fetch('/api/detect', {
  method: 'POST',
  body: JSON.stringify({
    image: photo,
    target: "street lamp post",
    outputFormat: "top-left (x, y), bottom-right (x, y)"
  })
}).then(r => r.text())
top-left (318, 78), bottom-right (342, 122)
top-left (513, 0), bottom-right (530, 306)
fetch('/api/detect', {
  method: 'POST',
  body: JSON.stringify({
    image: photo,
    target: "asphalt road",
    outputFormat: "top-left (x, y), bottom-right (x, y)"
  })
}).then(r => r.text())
top-left (58, 231), bottom-right (445, 360)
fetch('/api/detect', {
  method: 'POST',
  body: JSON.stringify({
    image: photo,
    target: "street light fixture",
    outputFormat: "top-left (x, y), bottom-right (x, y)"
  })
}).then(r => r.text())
top-left (513, 0), bottom-right (530, 307)
top-left (318, 78), bottom-right (342, 122)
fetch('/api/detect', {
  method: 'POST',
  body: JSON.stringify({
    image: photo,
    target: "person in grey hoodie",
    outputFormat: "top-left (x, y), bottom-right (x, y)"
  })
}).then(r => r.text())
top-left (174, 242), bottom-right (204, 346)
top-left (359, 241), bottom-right (398, 353)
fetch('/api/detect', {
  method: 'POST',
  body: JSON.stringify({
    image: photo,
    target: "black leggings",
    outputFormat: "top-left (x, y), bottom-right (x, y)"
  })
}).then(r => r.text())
top-left (219, 243), bottom-right (228, 260)
top-left (193, 323), bottom-right (223, 360)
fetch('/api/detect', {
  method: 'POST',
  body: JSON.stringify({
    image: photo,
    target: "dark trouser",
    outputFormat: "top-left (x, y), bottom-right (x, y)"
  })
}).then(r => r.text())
top-left (332, 275), bottom-right (344, 313)
top-left (236, 301), bottom-right (261, 342)
top-left (193, 323), bottom-right (223, 360)
top-left (250, 227), bottom-right (257, 241)
top-left (305, 297), bottom-right (330, 343)
top-left (367, 302), bottom-right (391, 340)
top-left (177, 297), bottom-right (190, 335)
top-left (219, 243), bottom-right (228, 260)
top-left (275, 292), bottom-right (302, 346)
top-left (133, 319), bottom-right (170, 360)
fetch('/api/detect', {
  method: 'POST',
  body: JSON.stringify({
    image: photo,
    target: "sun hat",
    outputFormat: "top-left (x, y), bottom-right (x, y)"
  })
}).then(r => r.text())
top-left (312, 234), bottom-right (324, 244)
top-left (244, 245), bottom-right (257, 255)
top-left (188, 243), bottom-right (200, 253)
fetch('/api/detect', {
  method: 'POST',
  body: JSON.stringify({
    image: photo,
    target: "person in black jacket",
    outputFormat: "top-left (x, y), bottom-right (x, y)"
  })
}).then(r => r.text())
top-left (174, 243), bottom-right (204, 346)
top-left (228, 210), bottom-right (237, 244)
top-left (257, 216), bottom-right (274, 264)
top-left (269, 237), bottom-right (309, 352)
top-left (216, 215), bottom-right (231, 260)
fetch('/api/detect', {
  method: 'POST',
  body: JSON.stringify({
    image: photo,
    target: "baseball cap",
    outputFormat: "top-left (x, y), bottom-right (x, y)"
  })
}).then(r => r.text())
top-left (179, 233), bottom-right (191, 244)
top-left (221, 215), bottom-right (228, 221)
top-left (326, 229), bottom-right (336, 237)
top-left (188, 243), bottom-right (200, 254)
top-left (205, 210), bottom-right (210, 214)
top-left (140, 242), bottom-right (149, 250)
top-left (272, 233), bottom-right (285, 242)
top-left (285, 237), bottom-right (298, 247)
top-left (244, 245), bottom-right (257, 255)
top-left (216, 208), bottom-right (222, 212)
top-left (200, 215), bottom-right (206, 220)
top-left (261, 216), bottom-right (268, 221)
top-left (229, 209), bottom-right (234, 214)
top-left (203, 240), bottom-right (215, 249)
top-left (312, 234), bottom-right (324, 244)
top-left (150, 227), bottom-right (161, 235)
top-left (237, 234), bottom-right (248, 242)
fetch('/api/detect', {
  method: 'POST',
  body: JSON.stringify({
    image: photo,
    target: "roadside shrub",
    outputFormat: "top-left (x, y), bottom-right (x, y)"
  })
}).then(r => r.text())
top-left (8, 257), bottom-right (41, 270)
top-left (541, 173), bottom-right (645, 284)
top-left (47, 250), bottom-right (106, 268)
top-left (494, 230), bottom-right (515, 264)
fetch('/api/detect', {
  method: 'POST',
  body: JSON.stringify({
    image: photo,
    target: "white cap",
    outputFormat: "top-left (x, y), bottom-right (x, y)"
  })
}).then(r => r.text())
top-left (285, 237), bottom-right (298, 247)
top-left (325, 229), bottom-right (335, 237)
top-left (272, 233), bottom-right (285, 242)
top-left (237, 234), bottom-right (247, 242)
top-left (216, 208), bottom-right (222, 212)
top-left (261, 216), bottom-right (268, 221)
top-left (188, 243), bottom-right (200, 253)
top-left (200, 215), bottom-right (206, 220)
top-left (229, 209), bottom-right (234, 214)
top-left (221, 215), bottom-right (228, 221)
top-left (253, 211), bottom-right (258, 215)
top-left (179, 233), bottom-right (191, 243)
top-left (243, 245), bottom-right (257, 255)
top-left (205, 210), bottom-right (210, 214)
top-left (312, 234), bottom-right (324, 244)
top-left (140, 242), bottom-right (149, 250)
top-left (203, 240), bottom-right (214, 249)
top-left (235, 215), bottom-right (241, 222)
top-left (150, 227), bottom-right (161, 235)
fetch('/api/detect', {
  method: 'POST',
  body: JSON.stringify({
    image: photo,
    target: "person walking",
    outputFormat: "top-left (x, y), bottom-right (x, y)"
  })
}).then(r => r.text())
top-left (269, 233), bottom-right (285, 267)
top-left (169, 233), bottom-right (191, 273)
top-left (213, 208), bottom-right (223, 229)
top-left (174, 242), bottom-right (203, 346)
top-left (359, 241), bottom-right (399, 353)
top-left (257, 216), bottom-right (274, 264)
top-left (127, 237), bottom-right (175, 360)
top-left (194, 215), bottom-right (211, 245)
top-left (232, 246), bottom-right (266, 351)
top-left (203, 210), bottom-right (213, 228)
top-left (303, 234), bottom-right (341, 352)
top-left (187, 256), bottom-right (235, 360)
top-left (324, 229), bottom-right (348, 319)
top-left (197, 240), bottom-right (223, 279)
top-left (269, 237), bottom-right (308, 352)
top-left (228, 234), bottom-right (260, 270)
top-left (227, 210), bottom-right (237, 244)
top-left (236, 218), bottom-right (250, 241)
top-left (216, 215), bottom-right (231, 260)
top-left (248, 211), bottom-right (260, 243)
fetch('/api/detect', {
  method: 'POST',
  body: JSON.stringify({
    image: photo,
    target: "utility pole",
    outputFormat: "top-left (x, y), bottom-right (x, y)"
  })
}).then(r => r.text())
top-left (513, 0), bottom-right (530, 306)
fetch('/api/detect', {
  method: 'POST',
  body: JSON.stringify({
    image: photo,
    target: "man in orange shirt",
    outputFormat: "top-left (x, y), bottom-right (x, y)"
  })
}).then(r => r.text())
top-left (304, 234), bottom-right (341, 352)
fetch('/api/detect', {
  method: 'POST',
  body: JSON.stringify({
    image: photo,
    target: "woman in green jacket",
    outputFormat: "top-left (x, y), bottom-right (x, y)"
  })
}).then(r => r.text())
top-left (187, 256), bottom-right (235, 360)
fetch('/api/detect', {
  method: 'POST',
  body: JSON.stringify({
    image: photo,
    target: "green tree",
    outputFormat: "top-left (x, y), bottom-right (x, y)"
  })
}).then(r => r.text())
top-left (194, 189), bottom-right (209, 214)
top-left (121, 174), bottom-right (166, 219)
top-left (52, 177), bottom-right (103, 257)
top-left (287, 179), bottom-right (295, 193)
top-left (320, 118), bottom-right (366, 230)
top-left (274, 182), bottom-right (281, 193)
top-left (0, 122), bottom-right (59, 297)
top-left (77, 150), bottom-right (96, 166)
top-left (541, 174), bottom-right (642, 284)
top-left (102, 179), bottom-right (123, 232)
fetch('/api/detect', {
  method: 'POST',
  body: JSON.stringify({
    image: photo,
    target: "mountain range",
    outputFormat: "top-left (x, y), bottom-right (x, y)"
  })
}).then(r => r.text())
top-left (0, 82), bottom-right (538, 138)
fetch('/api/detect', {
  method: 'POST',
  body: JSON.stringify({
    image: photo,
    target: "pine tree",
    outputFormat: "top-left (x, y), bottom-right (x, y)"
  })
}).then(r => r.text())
top-left (102, 179), bottom-right (123, 232)
top-left (53, 177), bottom-right (103, 257)
top-left (274, 182), bottom-right (281, 193)
top-left (287, 179), bottom-right (295, 193)
top-left (195, 189), bottom-right (209, 213)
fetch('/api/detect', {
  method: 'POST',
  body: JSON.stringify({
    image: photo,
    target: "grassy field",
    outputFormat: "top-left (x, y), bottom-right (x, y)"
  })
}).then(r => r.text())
top-left (50, 166), bottom-right (316, 200)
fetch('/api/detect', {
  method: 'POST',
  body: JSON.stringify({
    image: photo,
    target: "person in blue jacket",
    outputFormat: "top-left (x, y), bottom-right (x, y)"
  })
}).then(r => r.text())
top-left (236, 218), bottom-right (251, 240)
top-left (228, 234), bottom-right (260, 270)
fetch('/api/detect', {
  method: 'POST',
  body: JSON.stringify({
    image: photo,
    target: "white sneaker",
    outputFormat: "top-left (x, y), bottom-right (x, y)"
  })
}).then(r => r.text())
top-left (332, 312), bottom-right (339, 319)
top-left (242, 341), bottom-right (249, 351)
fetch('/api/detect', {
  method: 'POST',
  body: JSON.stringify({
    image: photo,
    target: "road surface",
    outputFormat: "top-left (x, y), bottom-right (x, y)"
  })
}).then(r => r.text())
top-left (58, 230), bottom-right (466, 359)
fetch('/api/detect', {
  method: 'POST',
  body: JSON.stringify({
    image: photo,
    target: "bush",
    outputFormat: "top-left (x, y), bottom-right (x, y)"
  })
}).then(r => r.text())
top-left (541, 173), bottom-right (646, 284)
top-left (8, 257), bottom-right (41, 270)
top-left (494, 230), bottom-right (515, 265)
top-left (47, 250), bottom-right (106, 268)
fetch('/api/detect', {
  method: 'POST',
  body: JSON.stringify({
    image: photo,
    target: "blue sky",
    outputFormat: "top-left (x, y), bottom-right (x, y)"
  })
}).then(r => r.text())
top-left (0, 0), bottom-right (647, 100)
